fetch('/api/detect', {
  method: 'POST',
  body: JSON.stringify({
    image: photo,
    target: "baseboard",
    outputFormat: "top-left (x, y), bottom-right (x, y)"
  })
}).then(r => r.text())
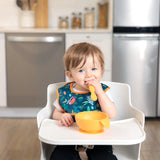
top-left (0, 107), bottom-right (42, 118)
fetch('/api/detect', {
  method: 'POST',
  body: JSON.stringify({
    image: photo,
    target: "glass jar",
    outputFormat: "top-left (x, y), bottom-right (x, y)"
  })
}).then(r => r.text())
top-left (72, 12), bottom-right (82, 28)
top-left (58, 16), bottom-right (69, 29)
top-left (84, 8), bottom-right (95, 28)
top-left (98, 3), bottom-right (108, 28)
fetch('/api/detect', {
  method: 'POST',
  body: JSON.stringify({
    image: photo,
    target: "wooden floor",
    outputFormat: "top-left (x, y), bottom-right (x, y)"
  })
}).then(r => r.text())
top-left (0, 118), bottom-right (160, 160)
top-left (140, 119), bottom-right (160, 160)
top-left (0, 118), bottom-right (40, 160)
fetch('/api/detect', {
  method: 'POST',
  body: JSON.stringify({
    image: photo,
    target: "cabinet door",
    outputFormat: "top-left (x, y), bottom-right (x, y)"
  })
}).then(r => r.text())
top-left (66, 33), bottom-right (112, 81)
top-left (0, 33), bottom-right (7, 107)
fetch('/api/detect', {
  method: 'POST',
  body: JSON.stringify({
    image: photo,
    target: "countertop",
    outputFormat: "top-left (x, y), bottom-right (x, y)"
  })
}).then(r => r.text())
top-left (0, 27), bottom-right (112, 33)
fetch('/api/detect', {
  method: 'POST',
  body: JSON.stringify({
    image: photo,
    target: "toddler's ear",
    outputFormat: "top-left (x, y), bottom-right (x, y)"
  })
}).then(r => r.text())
top-left (101, 67), bottom-right (104, 74)
top-left (65, 71), bottom-right (74, 81)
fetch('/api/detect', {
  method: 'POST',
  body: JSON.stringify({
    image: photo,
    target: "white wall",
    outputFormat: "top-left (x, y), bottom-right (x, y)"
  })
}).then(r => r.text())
top-left (49, 0), bottom-right (109, 28)
top-left (0, 0), bottom-right (20, 27)
top-left (0, 0), bottom-right (109, 28)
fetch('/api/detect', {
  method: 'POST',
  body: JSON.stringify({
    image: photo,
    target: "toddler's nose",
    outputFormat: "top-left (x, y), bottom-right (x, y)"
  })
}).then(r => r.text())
top-left (86, 70), bottom-right (92, 78)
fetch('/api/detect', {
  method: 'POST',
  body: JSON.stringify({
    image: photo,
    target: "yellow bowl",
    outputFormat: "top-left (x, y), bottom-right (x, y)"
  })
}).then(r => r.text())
top-left (75, 111), bottom-right (110, 134)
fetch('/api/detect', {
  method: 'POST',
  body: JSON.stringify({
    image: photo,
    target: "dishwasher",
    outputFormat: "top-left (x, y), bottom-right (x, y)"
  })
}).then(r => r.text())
top-left (6, 33), bottom-right (65, 108)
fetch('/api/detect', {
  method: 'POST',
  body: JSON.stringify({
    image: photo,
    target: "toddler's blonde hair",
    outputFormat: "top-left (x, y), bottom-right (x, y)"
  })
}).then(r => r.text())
top-left (64, 42), bottom-right (104, 71)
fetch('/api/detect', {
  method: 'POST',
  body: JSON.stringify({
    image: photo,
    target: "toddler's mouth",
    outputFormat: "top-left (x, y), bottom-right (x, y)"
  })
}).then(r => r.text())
top-left (84, 77), bottom-right (94, 83)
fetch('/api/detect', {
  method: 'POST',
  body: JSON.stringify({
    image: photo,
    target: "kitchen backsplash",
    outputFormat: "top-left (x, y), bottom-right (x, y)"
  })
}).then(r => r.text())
top-left (0, 0), bottom-right (109, 28)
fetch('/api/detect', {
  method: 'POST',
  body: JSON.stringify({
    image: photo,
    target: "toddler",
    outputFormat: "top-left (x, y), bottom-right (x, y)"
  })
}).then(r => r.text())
top-left (50, 42), bottom-right (117, 160)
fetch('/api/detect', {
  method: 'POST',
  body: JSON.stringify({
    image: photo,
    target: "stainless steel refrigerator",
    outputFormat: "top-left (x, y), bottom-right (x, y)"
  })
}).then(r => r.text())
top-left (158, 46), bottom-right (160, 116)
top-left (113, 0), bottom-right (159, 117)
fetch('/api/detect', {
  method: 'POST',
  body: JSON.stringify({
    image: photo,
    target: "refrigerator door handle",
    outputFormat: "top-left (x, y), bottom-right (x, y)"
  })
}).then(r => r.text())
top-left (114, 34), bottom-right (159, 40)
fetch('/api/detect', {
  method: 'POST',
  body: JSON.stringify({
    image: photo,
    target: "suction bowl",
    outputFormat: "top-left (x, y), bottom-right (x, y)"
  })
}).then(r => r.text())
top-left (75, 111), bottom-right (110, 134)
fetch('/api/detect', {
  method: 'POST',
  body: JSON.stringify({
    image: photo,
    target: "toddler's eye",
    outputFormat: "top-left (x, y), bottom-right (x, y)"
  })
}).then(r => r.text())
top-left (79, 69), bottom-right (84, 73)
top-left (92, 68), bottom-right (97, 71)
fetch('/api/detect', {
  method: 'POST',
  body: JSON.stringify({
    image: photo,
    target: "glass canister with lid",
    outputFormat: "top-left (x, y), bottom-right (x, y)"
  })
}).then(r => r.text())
top-left (98, 3), bottom-right (108, 28)
top-left (84, 7), bottom-right (95, 28)
top-left (72, 12), bottom-right (82, 28)
top-left (58, 16), bottom-right (69, 29)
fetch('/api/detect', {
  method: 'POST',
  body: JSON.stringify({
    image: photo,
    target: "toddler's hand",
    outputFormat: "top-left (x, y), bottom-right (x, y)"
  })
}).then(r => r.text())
top-left (85, 78), bottom-right (103, 95)
top-left (59, 113), bottom-right (74, 127)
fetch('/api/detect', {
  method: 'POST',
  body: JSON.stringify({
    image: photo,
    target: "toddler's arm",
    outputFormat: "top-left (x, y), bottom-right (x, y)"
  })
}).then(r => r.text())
top-left (52, 108), bottom-right (74, 127)
top-left (86, 79), bottom-right (117, 119)
top-left (96, 87), bottom-right (117, 119)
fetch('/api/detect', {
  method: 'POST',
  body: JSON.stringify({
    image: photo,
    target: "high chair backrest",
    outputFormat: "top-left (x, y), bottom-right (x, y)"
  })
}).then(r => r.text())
top-left (37, 82), bottom-right (66, 129)
top-left (46, 82), bottom-right (66, 110)
top-left (102, 81), bottom-right (132, 121)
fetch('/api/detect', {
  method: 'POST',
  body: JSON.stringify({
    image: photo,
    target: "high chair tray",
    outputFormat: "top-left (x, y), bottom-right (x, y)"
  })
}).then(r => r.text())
top-left (39, 118), bottom-right (145, 145)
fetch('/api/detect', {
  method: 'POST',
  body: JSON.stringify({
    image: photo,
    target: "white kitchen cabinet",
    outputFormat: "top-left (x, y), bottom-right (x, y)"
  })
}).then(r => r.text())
top-left (0, 33), bottom-right (7, 107)
top-left (65, 33), bottom-right (112, 81)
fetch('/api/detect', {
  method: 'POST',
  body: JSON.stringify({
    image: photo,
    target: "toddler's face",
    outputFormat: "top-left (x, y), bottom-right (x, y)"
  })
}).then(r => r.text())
top-left (66, 55), bottom-right (103, 91)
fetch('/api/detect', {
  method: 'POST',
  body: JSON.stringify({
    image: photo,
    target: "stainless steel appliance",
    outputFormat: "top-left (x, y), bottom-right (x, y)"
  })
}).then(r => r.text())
top-left (6, 33), bottom-right (65, 108)
top-left (113, 34), bottom-right (158, 117)
top-left (114, 0), bottom-right (160, 27)
top-left (113, 0), bottom-right (159, 117)
top-left (158, 43), bottom-right (160, 116)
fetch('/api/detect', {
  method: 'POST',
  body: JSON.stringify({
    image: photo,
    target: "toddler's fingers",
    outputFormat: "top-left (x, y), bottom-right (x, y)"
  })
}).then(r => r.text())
top-left (58, 120), bottom-right (63, 127)
top-left (65, 117), bottom-right (73, 126)
top-left (69, 116), bottom-right (74, 123)
top-left (62, 119), bottom-right (69, 127)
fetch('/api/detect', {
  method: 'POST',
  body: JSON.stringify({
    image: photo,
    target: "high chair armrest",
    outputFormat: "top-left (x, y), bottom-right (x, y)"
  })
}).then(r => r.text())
top-left (37, 106), bottom-right (52, 129)
top-left (129, 105), bottom-right (145, 128)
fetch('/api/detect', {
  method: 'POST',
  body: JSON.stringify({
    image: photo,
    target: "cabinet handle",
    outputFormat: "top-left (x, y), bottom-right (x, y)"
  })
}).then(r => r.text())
top-left (7, 36), bottom-right (64, 43)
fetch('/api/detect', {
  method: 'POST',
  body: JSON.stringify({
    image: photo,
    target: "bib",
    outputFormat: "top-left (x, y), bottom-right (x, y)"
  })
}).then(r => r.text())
top-left (57, 82), bottom-right (110, 115)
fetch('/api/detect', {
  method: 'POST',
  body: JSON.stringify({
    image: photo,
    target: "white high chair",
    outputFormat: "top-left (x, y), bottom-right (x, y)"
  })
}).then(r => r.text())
top-left (37, 81), bottom-right (145, 160)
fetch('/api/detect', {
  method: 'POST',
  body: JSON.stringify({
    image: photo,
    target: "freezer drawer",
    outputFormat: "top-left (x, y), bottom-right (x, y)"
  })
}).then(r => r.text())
top-left (112, 34), bottom-right (158, 117)
top-left (113, 0), bottom-right (160, 27)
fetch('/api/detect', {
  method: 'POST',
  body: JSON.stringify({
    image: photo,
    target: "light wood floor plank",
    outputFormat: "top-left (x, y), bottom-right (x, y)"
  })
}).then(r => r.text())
top-left (0, 118), bottom-right (40, 160)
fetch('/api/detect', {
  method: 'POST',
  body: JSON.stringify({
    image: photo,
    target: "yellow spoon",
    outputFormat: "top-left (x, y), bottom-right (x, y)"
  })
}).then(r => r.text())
top-left (89, 85), bottom-right (97, 101)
